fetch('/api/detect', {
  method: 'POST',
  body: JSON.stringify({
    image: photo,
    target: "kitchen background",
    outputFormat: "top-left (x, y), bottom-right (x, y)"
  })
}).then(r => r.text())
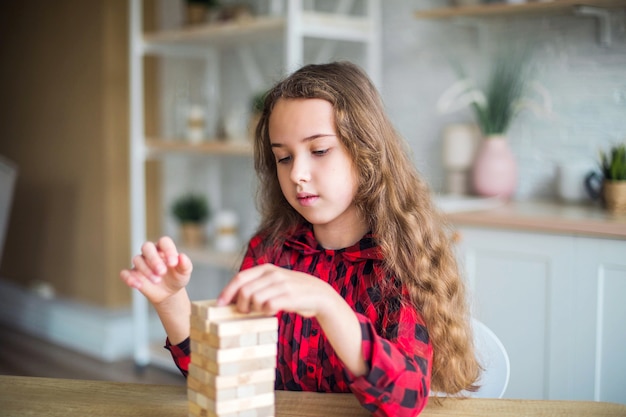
top-left (158, 0), bottom-right (626, 240)
top-left (0, 0), bottom-right (624, 399)
top-left (154, 0), bottom-right (626, 298)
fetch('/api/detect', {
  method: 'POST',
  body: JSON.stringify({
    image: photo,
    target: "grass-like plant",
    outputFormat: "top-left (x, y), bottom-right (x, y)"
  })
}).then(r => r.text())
top-left (172, 193), bottom-right (210, 224)
top-left (600, 144), bottom-right (626, 181)
top-left (438, 48), bottom-right (533, 136)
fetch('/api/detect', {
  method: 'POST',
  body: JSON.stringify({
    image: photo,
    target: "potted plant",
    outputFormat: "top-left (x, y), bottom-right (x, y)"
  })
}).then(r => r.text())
top-left (185, 0), bottom-right (221, 25)
top-left (437, 48), bottom-right (536, 198)
top-left (172, 193), bottom-right (211, 247)
top-left (248, 89), bottom-right (267, 139)
top-left (597, 144), bottom-right (626, 213)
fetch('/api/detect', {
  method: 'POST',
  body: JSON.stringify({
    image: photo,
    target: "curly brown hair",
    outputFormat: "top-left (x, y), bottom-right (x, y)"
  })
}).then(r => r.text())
top-left (253, 61), bottom-right (480, 395)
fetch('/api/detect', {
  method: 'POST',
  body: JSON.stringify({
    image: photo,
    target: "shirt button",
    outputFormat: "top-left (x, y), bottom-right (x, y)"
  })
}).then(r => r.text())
top-left (311, 329), bottom-right (318, 336)
top-left (307, 365), bottom-right (314, 373)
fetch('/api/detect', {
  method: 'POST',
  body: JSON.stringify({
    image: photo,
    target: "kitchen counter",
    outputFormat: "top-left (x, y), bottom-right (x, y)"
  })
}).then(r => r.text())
top-left (443, 199), bottom-right (626, 240)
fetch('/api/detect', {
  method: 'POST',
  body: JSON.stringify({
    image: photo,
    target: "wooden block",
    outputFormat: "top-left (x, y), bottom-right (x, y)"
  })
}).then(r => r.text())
top-left (209, 317), bottom-right (278, 337)
top-left (193, 342), bottom-right (277, 364)
top-left (201, 392), bottom-right (274, 415)
top-left (191, 300), bottom-right (272, 321)
top-left (257, 331), bottom-right (278, 345)
top-left (189, 389), bottom-right (274, 415)
top-left (237, 405), bottom-right (275, 417)
top-left (189, 376), bottom-right (274, 402)
top-left (190, 326), bottom-right (278, 350)
top-left (192, 353), bottom-right (276, 376)
top-left (189, 364), bottom-right (275, 389)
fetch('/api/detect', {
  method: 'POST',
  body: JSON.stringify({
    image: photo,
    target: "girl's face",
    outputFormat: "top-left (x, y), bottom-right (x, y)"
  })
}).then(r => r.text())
top-left (268, 98), bottom-right (363, 245)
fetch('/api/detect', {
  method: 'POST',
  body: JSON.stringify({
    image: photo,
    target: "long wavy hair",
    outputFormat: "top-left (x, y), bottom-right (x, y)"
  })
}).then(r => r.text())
top-left (253, 61), bottom-right (480, 394)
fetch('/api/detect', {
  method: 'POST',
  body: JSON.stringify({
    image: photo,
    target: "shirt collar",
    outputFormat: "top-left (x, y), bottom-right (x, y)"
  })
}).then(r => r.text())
top-left (283, 223), bottom-right (382, 262)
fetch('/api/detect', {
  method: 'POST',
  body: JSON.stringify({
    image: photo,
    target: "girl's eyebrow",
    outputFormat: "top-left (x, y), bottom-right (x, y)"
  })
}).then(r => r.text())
top-left (271, 133), bottom-right (336, 148)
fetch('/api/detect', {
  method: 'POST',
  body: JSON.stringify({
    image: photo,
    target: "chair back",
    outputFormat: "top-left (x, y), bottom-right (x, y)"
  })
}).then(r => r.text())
top-left (470, 318), bottom-right (510, 398)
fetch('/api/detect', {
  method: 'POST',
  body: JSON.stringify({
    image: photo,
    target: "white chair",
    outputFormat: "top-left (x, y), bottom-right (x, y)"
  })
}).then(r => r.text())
top-left (469, 318), bottom-right (510, 398)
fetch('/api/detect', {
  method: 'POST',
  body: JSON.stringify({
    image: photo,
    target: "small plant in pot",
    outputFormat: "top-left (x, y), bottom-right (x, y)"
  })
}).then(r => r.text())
top-left (172, 193), bottom-right (211, 247)
top-left (248, 89), bottom-right (267, 139)
top-left (437, 47), bottom-right (543, 199)
top-left (593, 144), bottom-right (626, 213)
top-left (185, 0), bottom-right (221, 25)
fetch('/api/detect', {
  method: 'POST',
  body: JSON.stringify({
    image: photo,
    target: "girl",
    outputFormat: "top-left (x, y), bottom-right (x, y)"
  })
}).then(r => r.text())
top-left (120, 61), bottom-right (480, 416)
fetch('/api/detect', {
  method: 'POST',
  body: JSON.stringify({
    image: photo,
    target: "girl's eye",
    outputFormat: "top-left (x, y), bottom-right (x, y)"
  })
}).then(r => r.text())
top-left (277, 155), bottom-right (291, 164)
top-left (313, 149), bottom-right (329, 156)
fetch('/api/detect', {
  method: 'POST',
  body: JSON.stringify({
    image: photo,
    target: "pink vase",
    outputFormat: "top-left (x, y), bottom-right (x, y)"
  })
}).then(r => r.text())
top-left (472, 135), bottom-right (517, 199)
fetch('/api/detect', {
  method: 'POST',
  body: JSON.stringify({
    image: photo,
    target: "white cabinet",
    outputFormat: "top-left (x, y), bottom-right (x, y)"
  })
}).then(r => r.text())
top-left (572, 237), bottom-right (626, 405)
top-left (128, 0), bottom-right (381, 368)
top-left (456, 226), bottom-right (626, 404)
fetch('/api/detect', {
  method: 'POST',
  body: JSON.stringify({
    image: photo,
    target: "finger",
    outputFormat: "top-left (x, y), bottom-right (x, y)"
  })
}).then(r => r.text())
top-left (174, 253), bottom-right (193, 277)
top-left (132, 254), bottom-right (162, 284)
top-left (235, 274), bottom-right (277, 313)
top-left (217, 264), bottom-right (273, 306)
top-left (140, 241), bottom-right (167, 276)
top-left (120, 269), bottom-right (148, 290)
top-left (157, 236), bottom-right (179, 268)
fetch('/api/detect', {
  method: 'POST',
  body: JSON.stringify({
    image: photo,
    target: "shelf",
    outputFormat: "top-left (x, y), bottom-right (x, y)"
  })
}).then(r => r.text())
top-left (145, 139), bottom-right (253, 157)
top-left (141, 11), bottom-right (376, 54)
top-left (142, 16), bottom-right (285, 49)
top-left (414, 0), bottom-right (626, 19)
top-left (179, 245), bottom-right (244, 271)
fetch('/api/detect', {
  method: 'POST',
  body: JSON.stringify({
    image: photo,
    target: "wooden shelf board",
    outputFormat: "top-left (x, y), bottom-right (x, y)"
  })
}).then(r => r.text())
top-left (143, 16), bottom-right (285, 46)
top-left (179, 245), bottom-right (244, 271)
top-left (145, 139), bottom-right (253, 157)
top-left (415, 0), bottom-right (626, 19)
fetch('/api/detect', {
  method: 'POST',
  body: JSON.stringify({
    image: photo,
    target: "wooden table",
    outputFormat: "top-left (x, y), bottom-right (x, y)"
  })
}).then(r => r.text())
top-left (1, 375), bottom-right (625, 416)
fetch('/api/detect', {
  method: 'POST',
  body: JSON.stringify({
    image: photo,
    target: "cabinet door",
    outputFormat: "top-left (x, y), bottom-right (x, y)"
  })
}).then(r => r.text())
top-left (573, 237), bottom-right (626, 405)
top-left (456, 227), bottom-right (574, 400)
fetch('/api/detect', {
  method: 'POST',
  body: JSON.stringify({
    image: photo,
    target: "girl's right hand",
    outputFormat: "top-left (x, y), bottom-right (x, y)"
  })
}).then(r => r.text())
top-left (119, 236), bottom-right (193, 306)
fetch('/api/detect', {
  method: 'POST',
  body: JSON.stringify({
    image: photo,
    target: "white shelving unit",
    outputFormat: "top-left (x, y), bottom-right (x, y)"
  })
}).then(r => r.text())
top-left (129, 0), bottom-right (381, 368)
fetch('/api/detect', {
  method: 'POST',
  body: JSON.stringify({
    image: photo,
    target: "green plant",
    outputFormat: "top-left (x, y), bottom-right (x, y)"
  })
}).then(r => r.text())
top-left (438, 48), bottom-right (534, 136)
top-left (600, 144), bottom-right (626, 181)
top-left (250, 90), bottom-right (268, 114)
top-left (172, 193), bottom-right (210, 224)
top-left (186, 0), bottom-right (220, 8)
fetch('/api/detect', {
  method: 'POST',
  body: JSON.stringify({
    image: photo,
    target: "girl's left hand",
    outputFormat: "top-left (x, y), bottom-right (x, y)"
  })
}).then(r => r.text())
top-left (217, 263), bottom-right (339, 318)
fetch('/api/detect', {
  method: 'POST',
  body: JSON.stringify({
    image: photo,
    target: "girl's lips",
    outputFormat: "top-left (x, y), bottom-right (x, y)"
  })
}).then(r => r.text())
top-left (296, 193), bottom-right (318, 207)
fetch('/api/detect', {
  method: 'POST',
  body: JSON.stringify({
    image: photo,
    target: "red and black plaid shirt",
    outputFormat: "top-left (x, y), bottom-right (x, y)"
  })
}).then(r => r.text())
top-left (166, 223), bottom-right (432, 416)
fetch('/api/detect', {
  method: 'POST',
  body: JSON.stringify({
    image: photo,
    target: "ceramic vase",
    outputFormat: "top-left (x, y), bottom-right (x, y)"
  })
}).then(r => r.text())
top-left (603, 181), bottom-right (626, 213)
top-left (472, 135), bottom-right (517, 199)
top-left (180, 223), bottom-right (204, 248)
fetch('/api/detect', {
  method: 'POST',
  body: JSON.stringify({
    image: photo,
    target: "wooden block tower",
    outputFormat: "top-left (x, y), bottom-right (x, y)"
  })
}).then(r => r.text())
top-left (188, 300), bottom-right (278, 417)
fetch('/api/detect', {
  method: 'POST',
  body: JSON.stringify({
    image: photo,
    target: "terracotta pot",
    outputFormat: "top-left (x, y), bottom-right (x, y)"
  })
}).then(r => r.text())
top-left (472, 135), bottom-right (517, 199)
top-left (180, 223), bottom-right (204, 248)
top-left (603, 181), bottom-right (626, 213)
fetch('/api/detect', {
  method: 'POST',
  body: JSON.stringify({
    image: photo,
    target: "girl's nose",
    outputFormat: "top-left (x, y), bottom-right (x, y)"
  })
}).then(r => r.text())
top-left (290, 156), bottom-right (311, 184)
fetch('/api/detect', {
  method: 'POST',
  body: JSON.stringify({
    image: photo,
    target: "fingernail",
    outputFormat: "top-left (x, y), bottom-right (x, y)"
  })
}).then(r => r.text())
top-left (152, 275), bottom-right (162, 284)
top-left (168, 256), bottom-right (178, 266)
top-left (157, 264), bottom-right (167, 274)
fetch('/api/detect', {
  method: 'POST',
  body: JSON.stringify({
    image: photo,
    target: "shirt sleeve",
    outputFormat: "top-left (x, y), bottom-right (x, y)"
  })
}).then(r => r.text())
top-left (344, 301), bottom-right (433, 417)
top-left (164, 337), bottom-right (190, 378)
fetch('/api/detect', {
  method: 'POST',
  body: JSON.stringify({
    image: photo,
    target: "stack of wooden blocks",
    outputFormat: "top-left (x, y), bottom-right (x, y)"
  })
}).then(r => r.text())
top-left (188, 300), bottom-right (278, 417)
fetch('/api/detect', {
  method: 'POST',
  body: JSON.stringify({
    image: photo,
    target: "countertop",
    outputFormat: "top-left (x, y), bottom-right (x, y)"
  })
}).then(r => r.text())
top-left (439, 198), bottom-right (626, 240)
